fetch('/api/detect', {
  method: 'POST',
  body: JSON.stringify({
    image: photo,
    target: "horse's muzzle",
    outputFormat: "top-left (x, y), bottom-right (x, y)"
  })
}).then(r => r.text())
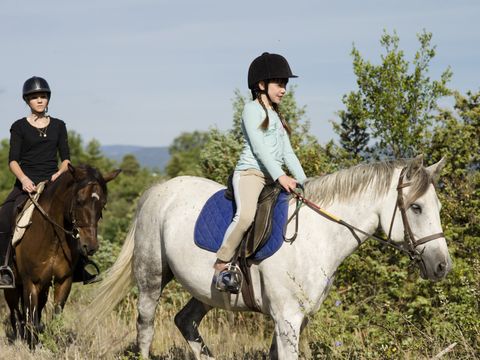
top-left (82, 244), bottom-right (97, 256)
top-left (77, 227), bottom-right (99, 256)
top-left (419, 253), bottom-right (453, 281)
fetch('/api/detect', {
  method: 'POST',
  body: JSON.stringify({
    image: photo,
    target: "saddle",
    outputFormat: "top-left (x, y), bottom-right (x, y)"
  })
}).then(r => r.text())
top-left (225, 174), bottom-right (285, 309)
top-left (194, 176), bottom-right (293, 309)
top-left (224, 173), bottom-right (283, 258)
top-left (12, 181), bottom-right (47, 246)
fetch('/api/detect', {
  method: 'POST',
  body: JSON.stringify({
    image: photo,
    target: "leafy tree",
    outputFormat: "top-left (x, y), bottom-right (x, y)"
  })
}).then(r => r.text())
top-left (200, 128), bottom-right (242, 184)
top-left (0, 139), bottom-right (15, 200)
top-left (119, 154), bottom-right (141, 176)
top-left (427, 90), bottom-right (480, 230)
top-left (165, 131), bottom-right (209, 177)
top-left (335, 30), bottom-right (452, 159)
top-left (332, 92), bottom-right (370, 160)
top-left (68, 130), bottom-right (88, 165)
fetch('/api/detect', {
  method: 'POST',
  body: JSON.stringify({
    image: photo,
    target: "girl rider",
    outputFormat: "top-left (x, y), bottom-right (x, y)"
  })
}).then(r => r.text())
top-left (214, 53), bottom-right (307, 292)
top-left (0, 77), bottom-right (98, 288)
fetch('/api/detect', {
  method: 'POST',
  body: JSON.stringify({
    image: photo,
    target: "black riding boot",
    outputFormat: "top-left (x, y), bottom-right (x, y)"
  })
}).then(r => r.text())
top-left (0, 233), bottom-right (14, 288)
top-left (73, 255), bottom-right (101, 285)
top-left (0, 187), bottom-right (27, 289)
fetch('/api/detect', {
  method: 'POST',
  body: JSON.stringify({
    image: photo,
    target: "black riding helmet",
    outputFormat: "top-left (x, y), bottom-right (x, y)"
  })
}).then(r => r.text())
top-left (22, 76), bottom-right (51, 101)
top-left (247, 52), bottom-right (297, 90)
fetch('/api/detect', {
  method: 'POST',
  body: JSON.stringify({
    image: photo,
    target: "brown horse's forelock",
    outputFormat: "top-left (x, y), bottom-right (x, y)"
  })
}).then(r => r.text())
top-left (41, 165), bottom-right (108, 202)
top-left (77, 165), bottom-right (108, 195)
top-left (303, 159), bottom-right (433, 207)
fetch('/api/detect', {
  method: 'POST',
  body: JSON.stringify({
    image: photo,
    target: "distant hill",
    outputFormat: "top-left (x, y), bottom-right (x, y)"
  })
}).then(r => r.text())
top-left (101, 145), bottom-right (170, 170)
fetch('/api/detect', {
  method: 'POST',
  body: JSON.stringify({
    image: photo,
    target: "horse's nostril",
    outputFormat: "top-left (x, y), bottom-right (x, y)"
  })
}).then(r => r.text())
top-left (436, 261), bottom-right (447, 276)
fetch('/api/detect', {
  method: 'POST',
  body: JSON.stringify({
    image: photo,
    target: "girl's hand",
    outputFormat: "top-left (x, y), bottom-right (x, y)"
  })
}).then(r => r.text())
top-left (277, 174), bottom-right (298, 193)
top-left (20, 176), bottom-right (36, 193)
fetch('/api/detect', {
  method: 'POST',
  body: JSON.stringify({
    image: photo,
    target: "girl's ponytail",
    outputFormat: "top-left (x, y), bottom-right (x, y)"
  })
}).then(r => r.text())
top-left (273, 103), bottom-right (292, 136)
top-left (257, 94), bottom-right (270, 131)
top-left (253, 84), bottom-right (292, 136)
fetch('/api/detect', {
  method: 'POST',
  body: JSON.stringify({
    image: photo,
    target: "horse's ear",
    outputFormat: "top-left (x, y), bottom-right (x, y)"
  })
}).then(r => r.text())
top-left (103, 169), bottom-right (122, 183)
top-left (406, 154), bottom-right (424, 180)
top-left (426, 157), bottom-right (446, 184)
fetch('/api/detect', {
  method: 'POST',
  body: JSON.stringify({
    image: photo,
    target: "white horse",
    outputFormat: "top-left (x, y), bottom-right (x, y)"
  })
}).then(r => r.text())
top-left (88, 156), bottom-right (452, 359)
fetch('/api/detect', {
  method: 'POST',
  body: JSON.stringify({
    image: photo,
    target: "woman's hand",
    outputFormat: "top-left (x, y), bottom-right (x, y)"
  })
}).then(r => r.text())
top-left (51, 160), bottom-right (71, 182)
top-left (277, 174), bottom-right (298, 193)
top-left (51, 171), bottom-right (61, 182)
top-left (20, 176), bottom-right (36, 193)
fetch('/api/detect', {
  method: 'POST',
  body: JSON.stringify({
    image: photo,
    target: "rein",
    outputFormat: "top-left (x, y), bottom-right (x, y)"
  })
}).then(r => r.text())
top-left (288, 167), bottom-right (444, 261)
top-left (27, 180), bottom-right (102, 239)
top-left (28, 193), bottom-right (78, 238)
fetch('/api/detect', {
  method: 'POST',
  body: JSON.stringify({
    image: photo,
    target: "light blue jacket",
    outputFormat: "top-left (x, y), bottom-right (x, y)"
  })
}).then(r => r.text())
top-left (235, 101), bottom-right (307, 183)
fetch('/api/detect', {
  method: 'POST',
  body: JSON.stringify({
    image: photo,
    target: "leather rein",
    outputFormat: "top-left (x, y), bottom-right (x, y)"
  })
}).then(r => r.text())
top-left (289, 167), bottom-right (444, 261)
top-left (27, 181), bottom-right (102, 240)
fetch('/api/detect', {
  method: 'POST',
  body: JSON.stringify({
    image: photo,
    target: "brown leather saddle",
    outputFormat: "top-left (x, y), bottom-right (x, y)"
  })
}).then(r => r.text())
top-left (224, 173), bottom-right (283, 259)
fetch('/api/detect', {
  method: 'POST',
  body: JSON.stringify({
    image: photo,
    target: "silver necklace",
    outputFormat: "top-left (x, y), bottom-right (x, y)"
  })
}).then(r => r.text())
top-left (30, 115), bottom-right (50, 138)
top-left (37, 126), bottom-right (48, 138)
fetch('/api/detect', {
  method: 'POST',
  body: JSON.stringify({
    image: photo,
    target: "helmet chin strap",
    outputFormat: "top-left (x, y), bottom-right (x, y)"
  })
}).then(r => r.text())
top-left (30, 108), bottom-right (48, 118)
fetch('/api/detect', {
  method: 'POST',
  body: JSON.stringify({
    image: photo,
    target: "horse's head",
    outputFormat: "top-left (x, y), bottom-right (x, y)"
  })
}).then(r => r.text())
top-left (379, 155), bottom-right (453, 281)
top-left (68, 164), bottom-right (121, 256)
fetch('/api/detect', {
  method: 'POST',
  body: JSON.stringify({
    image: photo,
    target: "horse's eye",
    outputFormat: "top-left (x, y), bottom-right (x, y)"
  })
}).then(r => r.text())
top-left (410, 203), bottom-right (422, 214)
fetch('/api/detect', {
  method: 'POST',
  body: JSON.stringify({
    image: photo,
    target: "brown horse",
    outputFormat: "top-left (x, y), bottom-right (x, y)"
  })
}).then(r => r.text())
top-left (2, 164), bottom-right (120, 344)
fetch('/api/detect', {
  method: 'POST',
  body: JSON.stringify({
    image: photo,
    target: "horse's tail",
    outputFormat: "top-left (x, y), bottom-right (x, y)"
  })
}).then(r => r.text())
top-left (84, 219), bottom-right (137, 328)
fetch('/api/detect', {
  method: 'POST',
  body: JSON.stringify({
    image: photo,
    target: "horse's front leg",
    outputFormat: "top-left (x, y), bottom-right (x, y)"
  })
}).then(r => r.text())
top-left (270, 316), bottom-right (309, 359)
top-left (52, 277), bottom-right (73, 314)
top-left (270, 310), bottom-right (305, 360)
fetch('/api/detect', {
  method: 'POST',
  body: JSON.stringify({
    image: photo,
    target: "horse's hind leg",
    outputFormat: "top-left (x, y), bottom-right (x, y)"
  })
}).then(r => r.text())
top-left (174, 297), bottom-right (214, 360)
top-left (4, 288), bottom-right (23, 340)
top-left (135, 258), bottom-right (173, 358)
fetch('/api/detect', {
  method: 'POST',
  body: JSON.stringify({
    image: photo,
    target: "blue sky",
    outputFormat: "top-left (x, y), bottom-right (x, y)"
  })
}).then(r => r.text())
top-left (1, 1), bottom-right (478, 147)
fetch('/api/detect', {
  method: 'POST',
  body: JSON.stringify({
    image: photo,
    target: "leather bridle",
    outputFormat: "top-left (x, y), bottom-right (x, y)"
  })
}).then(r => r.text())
top-left (387, 167), bottom-right (444, 260)
top-left (28, 181), bottom-right (104, 240)
top-left (289, 166), bottom-right (445, 261)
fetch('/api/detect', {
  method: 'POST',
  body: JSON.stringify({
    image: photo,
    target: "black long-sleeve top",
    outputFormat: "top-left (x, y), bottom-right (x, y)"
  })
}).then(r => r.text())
top-left (8, 117), bottom-right (70, 185)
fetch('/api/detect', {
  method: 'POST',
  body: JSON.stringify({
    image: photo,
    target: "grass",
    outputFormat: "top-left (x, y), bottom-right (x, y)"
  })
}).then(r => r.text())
top-left (0, 280), bottom-right (478, 359)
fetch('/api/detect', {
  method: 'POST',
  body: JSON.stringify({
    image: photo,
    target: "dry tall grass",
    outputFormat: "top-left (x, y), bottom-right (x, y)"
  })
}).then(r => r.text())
top-left (0, 280), bottom-right (476, 359)
top-left (0, 281), bottom-right (279, 359)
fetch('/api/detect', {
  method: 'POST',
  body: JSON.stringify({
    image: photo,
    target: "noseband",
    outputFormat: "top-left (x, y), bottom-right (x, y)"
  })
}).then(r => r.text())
top-left (290, 166), bottom-right (444, 261)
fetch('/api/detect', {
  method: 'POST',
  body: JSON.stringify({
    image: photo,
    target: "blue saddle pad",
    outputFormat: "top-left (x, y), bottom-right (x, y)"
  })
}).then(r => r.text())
top-left (194, 189), bottom-right (289, 261)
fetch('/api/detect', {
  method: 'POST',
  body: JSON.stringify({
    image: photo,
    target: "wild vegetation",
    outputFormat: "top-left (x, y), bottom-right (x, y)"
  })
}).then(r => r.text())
top-left (1, 31), bottom-right (478, 359)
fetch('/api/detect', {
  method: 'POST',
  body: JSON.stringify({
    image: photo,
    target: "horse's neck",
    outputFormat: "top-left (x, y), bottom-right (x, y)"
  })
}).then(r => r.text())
top-left (42, 174), bottom-right (75, 217)
top-left (304, 179), bottom-right (393, 271)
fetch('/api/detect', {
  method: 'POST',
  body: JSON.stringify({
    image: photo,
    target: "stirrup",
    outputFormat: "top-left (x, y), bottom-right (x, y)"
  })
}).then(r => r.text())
top-left (214, 263), bottom-right (243, 294)
top-left (83, 259), bottom-right (101, 285)
top-left (0, 265), bottom-right (16, 289)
